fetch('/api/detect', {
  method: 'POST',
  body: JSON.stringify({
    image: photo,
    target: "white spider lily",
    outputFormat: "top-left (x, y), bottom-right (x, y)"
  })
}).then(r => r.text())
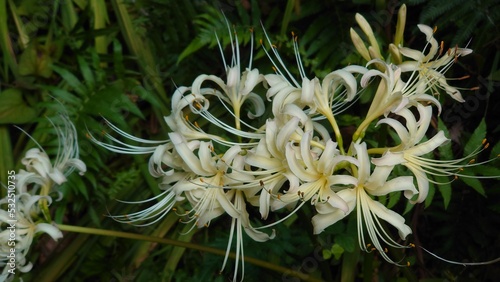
top-left (20, 115), bottom-right (86, 190)
top-left (373, 104), bottom-right (448, 203)
top-left (221, 190), bottom-right (276, 282)
top-left (169, 132), bottom-right (246, 228)
top-left (243, 118), bottom-right (303, 219)
top-left (312, 142), bottom-right (417, 264)
top-left (261, 28), bottom-right (367, 121)
top-left (167, 87), bottom-right (264, 147)
top-left (89, 117), bottom-right (169, 155)
top-left (398, 24), bottom-right (472, 102)
top-left (372, 104), bottom-right (493, 203)
top-left (277, 130), bottom-right (359, 211)
top-left (0, 194), bottom-right (62, 276)
top-left (190, 26), bottom-right (266, 130)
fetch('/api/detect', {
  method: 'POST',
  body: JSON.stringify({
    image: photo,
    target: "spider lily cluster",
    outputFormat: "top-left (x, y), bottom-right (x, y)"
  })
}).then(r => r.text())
top-left (1, 115), bottom-right (86, 279)
top-left (91, 8), bottom-right (490, 281)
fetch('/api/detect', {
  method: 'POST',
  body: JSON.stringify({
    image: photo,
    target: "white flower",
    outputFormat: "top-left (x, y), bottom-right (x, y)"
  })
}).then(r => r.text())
top-left (372, 103), bottom-right (492, 203)
top-left (0, 194), bottom-right (62, 277)
top-left (398, 24), bottom-right (472, 102)
top-left (20, 115), bottom-right (86, 191)
top-left (243, 117), bottom-right (303, 219)
top-left (221, 190), bottom-right (275, 282)
top-left (312, 142), bottom-right (417, 264)
top-left (277, 130), bottom-right (359, 211)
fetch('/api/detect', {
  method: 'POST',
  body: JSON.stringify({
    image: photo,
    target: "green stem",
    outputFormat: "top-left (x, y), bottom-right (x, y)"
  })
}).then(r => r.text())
top-left (326, 112), bottom-right (345, 155)
top-left (57, 224), bottom-right (322, 282)
top-left (39, 183), bottom-right (52, 222)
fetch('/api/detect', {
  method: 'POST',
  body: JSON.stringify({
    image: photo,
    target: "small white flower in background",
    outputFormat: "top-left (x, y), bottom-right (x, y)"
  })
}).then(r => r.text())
top-left (19, 115), bottom-right (86, 193)
top-left (0, 193), bottom-right (63, 278)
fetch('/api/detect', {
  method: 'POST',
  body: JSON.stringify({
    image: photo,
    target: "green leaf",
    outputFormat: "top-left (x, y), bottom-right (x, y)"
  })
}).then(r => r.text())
top-left (52, 65), bottom-right (87, 95)
top-left (464, 118), bottom-right (486, 157)
top-left (0, 88), bottom-right (37, 124)
top-left (460, 176), bottom-right (486, 197)
top-left (18, 42), bottom-right (53, 78)
top-left (437, 118), bottom-right (453, 160)
top-left (322, 249), bottom-right (332, 260)
top-left (489, 140), bottom-right (500, 160)
top-left (82, 85), bottom-right (144, 126)
top-left (387, 191), bottom-right (402, 209)
top-left (424, 182), bottom-right (436, 208)
top-left (434, 175), bottom-right (452, 209)
top-left (330, 243), bottom-right (345, 260)
top-left (335, 233), bottom-right (356, 252)
top-left (177, 37), bottom-right (207, 64)
top-left (77, 55), bottom-right (95, 91)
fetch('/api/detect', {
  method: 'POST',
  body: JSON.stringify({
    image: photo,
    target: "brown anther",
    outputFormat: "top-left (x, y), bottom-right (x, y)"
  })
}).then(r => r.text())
top-left (249, 27), bottom-right (254, 33)
top-left (439, 41), bottom-right (444, 56)
top-left (371, 248), bottom-right (376, 252)
top-left (468, 159), bottom-right (476, 164)
top-left (384, 248), bottom-right (388, 253)
top-left (172, 207), bottom-right (177, 211)
top-left (200, 178), bottom-right (204, 183)
top-left (458, 75), bottom-right (470, 80)
top-left (271, 44), bottom-right (277, 49)
top-left (447, 48), bottom-right (451, 56)
top-left (185, 115), bottom-right (189, 121)
top-left (272, 66), bottom-right (277, 72)
top-left (433, 26), bottom-right (438, 33)
top-left (291, 31), bottom-right (295, 37)
top-left (85, 133), bottom-right (91, 139)
top-left (195, 102), bottom-right (202, 109)
top-left (407, 261), bottom-right (411, 267)
top-left (482, 138), bottom-right (487, 145)
top-left (454, 175), bottom-right (459, 180)
top-left (204, 223), bottom-right (209, 227)
top-left (260, 180), bottom-right (264, 186)
top-left (409, 243), bottom-right (416, 248)
top-left (470, 86), bottom-right (480, 91)
top-left (277, 194), bottom-right (281, 200)
top-left (194, 121), bottom-right (200, 128)
top-left (366, 243), bottom-right (372, 248)
top-left (259, 39), bottom-right (263, 45)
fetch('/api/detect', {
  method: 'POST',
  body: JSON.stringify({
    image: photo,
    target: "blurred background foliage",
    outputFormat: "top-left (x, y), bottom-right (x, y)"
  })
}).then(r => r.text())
top-left (1, 0), bottom-right (499, 281)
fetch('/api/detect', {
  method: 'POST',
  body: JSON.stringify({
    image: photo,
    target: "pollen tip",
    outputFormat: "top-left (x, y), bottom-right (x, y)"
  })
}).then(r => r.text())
top-left (470, 86), bottom-right (480, 91)
top-left (433, 26), bottom-right (438, 33)
top-left (407, 261), bottom-right (411, 267)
